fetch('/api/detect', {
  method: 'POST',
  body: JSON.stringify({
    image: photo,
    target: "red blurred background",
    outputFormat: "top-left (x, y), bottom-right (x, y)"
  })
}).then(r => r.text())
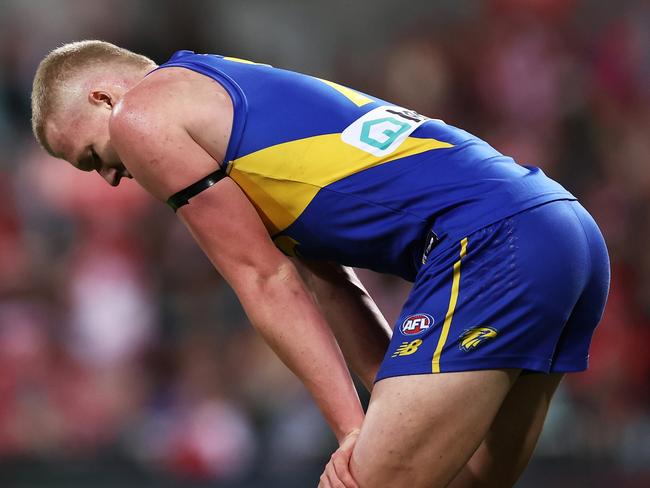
top-left (0, 1), bottom-right (648, 486)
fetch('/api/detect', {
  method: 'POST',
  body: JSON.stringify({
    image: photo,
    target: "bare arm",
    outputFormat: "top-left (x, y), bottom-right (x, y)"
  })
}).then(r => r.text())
top-left (293, 259), bottom-right (392, 392)
top-left (109, 72), bottom-right (364, 441)
top-left (176, 181), bottom-right (365, 441)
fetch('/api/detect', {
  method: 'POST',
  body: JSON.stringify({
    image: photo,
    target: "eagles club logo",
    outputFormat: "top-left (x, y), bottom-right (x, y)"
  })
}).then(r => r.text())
top-left (400, 313), bottom-right (434, 336)
top-left (459, 327), bottom-right (498, 351)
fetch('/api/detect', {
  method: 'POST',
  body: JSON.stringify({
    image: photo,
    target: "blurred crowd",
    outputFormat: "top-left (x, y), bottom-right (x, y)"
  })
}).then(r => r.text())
top-left (0, 0), bottom-right (648, 486)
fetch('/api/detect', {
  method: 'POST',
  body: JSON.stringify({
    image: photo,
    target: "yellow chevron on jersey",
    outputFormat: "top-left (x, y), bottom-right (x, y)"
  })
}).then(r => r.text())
top-left (316, 78), bottom-right (374, 107)
top-left (227, 133), bottom-right (453, 234)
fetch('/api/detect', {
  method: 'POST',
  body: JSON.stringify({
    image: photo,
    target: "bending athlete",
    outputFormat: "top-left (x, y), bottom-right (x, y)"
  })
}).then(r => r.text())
top-left (31, 41), bottom-right (610, 488)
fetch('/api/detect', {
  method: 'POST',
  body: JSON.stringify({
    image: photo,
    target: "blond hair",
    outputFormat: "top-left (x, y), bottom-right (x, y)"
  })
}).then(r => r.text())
top-left (31, 40), bottom-right (155, 155)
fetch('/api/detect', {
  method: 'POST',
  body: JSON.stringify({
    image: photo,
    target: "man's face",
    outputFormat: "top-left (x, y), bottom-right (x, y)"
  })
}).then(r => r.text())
top-left (46, 101), bottom-right (132, 187)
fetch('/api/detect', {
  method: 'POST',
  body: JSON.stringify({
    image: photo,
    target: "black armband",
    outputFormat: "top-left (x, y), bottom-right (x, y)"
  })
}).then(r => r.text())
top-left (166, 168), bottom-right (227, 212)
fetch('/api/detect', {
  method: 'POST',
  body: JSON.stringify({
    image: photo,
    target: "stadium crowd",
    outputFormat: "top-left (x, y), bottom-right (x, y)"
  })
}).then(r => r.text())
top-left (0, 0), bottom-right (648, 486)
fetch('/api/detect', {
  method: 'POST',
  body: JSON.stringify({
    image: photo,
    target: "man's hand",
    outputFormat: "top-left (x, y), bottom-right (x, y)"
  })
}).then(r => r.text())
top-left (319, 429), bottom-right (361, 488)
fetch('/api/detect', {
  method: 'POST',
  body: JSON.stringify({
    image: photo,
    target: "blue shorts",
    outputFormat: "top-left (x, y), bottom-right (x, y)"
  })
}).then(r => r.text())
top-left (375, 199), bottom-right (611, 382)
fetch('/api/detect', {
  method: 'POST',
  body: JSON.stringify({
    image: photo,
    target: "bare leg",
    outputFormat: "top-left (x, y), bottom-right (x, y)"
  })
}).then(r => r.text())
top-left (350, 369), bottom-right (520, 488)
top-left (447, 372), bottom-right (564, 488)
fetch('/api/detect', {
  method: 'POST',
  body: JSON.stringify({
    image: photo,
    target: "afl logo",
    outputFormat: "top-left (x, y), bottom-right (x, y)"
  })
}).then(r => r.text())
top-left (400, 313), bottom-right (434, 336)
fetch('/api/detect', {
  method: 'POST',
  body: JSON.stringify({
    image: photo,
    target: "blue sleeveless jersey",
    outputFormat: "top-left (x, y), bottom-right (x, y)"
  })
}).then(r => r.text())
top-left (158, 50), bottom-right (575, 281)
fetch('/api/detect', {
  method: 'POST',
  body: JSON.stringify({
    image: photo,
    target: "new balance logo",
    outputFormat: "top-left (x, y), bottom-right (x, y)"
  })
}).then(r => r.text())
top-left (392, 339), bottom-right (423, 357)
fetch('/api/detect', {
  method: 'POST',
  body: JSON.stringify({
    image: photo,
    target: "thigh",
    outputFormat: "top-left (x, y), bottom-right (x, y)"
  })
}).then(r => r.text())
top-left (350, 369), bottom-right (520, 488)
top-left (448, 372), bottom-right (564, 488)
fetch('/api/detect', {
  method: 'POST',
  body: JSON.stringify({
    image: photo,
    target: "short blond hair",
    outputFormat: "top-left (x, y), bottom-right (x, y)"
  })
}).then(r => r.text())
top-left (31, 40), bottom-right (155, 155)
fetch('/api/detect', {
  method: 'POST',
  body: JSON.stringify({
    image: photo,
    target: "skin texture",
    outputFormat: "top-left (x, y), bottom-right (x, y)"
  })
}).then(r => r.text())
top-left (44, 63), bottom-right (565, 488)
top-left (346, 370), bottom-right (565, 488)
top-left (447, 372), bottom-right (564, 488)
top-left (349, 370), bottom-right (520, 488)
top-left (292, 259), bottom-right (392, 392)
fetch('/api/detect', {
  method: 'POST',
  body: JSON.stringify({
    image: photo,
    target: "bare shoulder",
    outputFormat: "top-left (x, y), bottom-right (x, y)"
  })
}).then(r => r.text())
top-left (109, 68), bottom-right (234, 201)
top-left (110, 67), bottom-right (233, 161)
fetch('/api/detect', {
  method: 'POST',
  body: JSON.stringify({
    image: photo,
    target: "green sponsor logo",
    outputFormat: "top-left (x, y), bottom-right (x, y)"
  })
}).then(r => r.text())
top-left (360, 117), bottom-right (412, 150)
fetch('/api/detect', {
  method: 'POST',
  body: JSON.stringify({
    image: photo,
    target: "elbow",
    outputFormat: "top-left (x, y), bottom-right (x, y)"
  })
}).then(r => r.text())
top-left (273, 261), bottom-right (296, 283)
top-left (241, 259), bottom-right (301, 298)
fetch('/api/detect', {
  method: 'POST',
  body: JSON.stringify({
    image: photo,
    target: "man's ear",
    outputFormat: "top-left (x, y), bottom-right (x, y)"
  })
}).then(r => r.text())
top-left (89, 90), bottom-right (113, 108)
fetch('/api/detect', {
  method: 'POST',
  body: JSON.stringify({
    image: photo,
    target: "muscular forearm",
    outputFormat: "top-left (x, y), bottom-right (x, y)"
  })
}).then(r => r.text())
top-left (295, 260), bottom-right (392, 392)
top-left (175, 189), bottom-right (364, 442)
top-left (236, 261), bottom-right (365, 441)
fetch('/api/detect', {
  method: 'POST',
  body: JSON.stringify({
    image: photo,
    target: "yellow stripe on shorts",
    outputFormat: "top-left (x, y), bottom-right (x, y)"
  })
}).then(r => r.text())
top-left (432, 237), bottom-right (468, 373)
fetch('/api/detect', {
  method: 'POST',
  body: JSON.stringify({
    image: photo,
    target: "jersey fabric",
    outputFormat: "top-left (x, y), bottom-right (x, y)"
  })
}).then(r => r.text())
top-left (156, 50), bottom-right (576, 282)
top-left (154, 51), bottom-right (610, 376)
